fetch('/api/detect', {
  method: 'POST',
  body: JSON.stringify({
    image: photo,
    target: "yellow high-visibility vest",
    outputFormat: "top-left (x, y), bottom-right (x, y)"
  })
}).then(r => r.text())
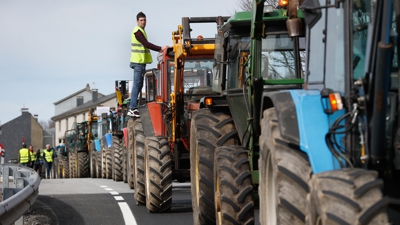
top-left (19, 148), bottom-right (30, 163)
top-left (43, 149), bottom-right (54, 163)
top-left (130, 26), bottom-right (153, 64)
top-left (31, 152), bottom-right (37, 162)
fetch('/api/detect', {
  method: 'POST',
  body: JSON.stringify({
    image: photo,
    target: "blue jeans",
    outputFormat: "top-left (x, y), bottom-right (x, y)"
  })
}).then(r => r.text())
top-left (45, 161), bottom-right (52, 178)
top-left (20, 163), bottom-right (29, 167)
top-left (129, 63), bottom-right (146, 109)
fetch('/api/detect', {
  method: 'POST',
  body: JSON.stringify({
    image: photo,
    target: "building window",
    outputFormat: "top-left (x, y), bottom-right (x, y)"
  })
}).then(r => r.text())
top-left (83, 113), bottom-right (85, 121)
top-left (74, 116), bottom-right (77, 123)
top-left (58, 121), bottom-right (61, 131)
top-left (66, 118), bottom-right (68, 130)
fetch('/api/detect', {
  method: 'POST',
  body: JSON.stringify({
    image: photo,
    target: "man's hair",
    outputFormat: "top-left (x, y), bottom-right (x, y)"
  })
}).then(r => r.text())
top-left (136, 11), bottom-right (146, 21)
top-left (22, 143), bottom-right (26, 148)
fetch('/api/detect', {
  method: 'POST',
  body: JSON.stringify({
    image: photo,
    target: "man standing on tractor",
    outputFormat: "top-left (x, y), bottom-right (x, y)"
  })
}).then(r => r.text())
top-left (43, 144), bottom-right (55, 179)
top-left (127, 11), bottom-right (169, 117)
top-left (18, 143), bottom-right (31, 167)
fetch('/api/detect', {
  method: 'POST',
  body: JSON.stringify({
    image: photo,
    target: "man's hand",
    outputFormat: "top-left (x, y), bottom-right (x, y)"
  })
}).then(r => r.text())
top-left (160, 45), bottom-right (169, 52)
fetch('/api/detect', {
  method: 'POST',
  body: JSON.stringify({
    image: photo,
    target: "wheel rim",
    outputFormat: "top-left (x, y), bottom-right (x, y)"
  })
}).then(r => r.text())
top-left (266, 150), bottom-right (277, 224)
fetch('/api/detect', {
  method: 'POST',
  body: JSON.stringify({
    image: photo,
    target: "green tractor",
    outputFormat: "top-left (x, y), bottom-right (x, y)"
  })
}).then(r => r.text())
top-left (189, 0), bottom-right (306, 224)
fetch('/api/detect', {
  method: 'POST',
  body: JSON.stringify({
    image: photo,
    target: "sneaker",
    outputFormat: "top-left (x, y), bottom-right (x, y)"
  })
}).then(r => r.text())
top-left (127, 108), bottom-right (140, 117)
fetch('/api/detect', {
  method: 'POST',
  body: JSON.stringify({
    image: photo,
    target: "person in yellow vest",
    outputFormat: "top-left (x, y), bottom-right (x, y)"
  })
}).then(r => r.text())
top-left (19, 143), bottom-right (31, 167)
top-left (29, 145), bottom-right (35, 168)
top-left (42, 144), bottom-right (55, 179)
top-left (128, 11), bottom-right (169, 117)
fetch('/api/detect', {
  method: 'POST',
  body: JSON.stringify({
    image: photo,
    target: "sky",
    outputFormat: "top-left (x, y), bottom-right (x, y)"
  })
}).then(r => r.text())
top-left (0, 0), bottom-right (238, 125)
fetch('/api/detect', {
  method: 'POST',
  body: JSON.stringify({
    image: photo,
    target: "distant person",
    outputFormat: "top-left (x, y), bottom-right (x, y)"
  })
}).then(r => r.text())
top-left (34, 149), bottom-right (44, 178)
top-left (127, 11), bottom-right (169, 117)
top-left (29, 145), bottom-right (35, 168)
top-left (18, 143), bottom-right (31, 167)
top-left (43, 144), bottom-right (55, 179)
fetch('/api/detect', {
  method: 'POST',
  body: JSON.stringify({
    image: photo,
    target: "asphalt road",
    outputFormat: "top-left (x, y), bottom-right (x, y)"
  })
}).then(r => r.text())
top-left (24, 178), bottom-right (195, 225)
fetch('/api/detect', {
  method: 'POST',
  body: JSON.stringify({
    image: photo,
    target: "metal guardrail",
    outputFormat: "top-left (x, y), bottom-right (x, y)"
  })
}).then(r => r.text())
top-left (0, 164), bottom-right (40, 225)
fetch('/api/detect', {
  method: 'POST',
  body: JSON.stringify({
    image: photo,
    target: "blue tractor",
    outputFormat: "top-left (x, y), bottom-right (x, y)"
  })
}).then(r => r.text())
top-left (256, 0), bottom-right (398, 224)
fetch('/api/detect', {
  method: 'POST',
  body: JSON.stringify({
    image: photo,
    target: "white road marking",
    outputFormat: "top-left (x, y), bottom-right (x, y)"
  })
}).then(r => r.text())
top-left (118, 202), bottom-right (137, 225)
top-left (100, 185), bottom-right (137, 225)
top-left (114, 196), bottom-right (124, 201)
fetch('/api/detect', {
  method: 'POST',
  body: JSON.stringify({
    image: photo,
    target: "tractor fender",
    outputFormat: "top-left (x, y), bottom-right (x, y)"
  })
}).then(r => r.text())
top-left (94, 139), bottom-right (101, 151)
top-left (261, 91), bottom-right (300, 145)
top-left (105, 133), bottom-right (112, 148)
top-left (138, 102), bottom-right (163, 137)
top-left (261, 90), bottom-right (340, 173)
top-left (122, 128), bottom-right (128, 148)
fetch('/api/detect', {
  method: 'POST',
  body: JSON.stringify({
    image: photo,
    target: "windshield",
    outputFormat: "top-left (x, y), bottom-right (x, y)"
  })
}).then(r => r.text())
top-left (168, 59), bottom-right (214, 94)
top-left (262, 34), bottom-right (306, 79)
top-left (227, 34), bottom-right (305, 89)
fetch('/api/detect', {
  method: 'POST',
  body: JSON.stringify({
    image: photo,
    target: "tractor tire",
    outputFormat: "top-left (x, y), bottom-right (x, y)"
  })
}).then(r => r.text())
top-left (113, 136), bottom-right (123, 181)
top-left (259, 108), bottom-right (311, 225)
top-left (123, 138), bottom-right (128, 183)
top-left (101, 139), bottom-right (107, 179)
top-left (69, 152), bottom-right (75, 178)
top-left (133, 119), bottom-right (146, 205)
top-left (57, 155), bottom-right (63, 178)
top-left (307, 168), bottom-right (389, 225)
top-left (106, 147), bottom-right (113, 179)
top-left (96, 150), bottom-right (102, 178)
top-left (127, 118), bottom-right (135, 189)
top-left (214, 146), bottom-right (254, 224)
top-left (90, 142), bottom-right (96, 178)
top-left (78, 152), bottom-right (89, 178)
top-left (144, 136), bottom-right (172, 212)
top-left (62, 157), bottom-right (70, 178)
top-left (190, 108), bottom-right (239, 225)
top-left (90, 150), bottom-right (96, 178)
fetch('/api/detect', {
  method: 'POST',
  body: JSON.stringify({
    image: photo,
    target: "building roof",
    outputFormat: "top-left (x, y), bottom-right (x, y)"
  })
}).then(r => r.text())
top-left (53, 83), bottom-right (105, 105)
top-left (51, 93), bottom-right (115, 120)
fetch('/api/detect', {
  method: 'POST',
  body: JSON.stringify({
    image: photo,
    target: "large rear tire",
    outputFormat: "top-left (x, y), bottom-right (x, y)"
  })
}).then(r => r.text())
top-left (101, 139), bottom-right (107, 179)
top-left (144, 136), bottom-right (172, 212)
top-left (190, 108), bottom-right (239, 225)
top-left (90, 142), bottom-right (96, 178)
top-left (62, 157), bottom-right (69, 178)
top-left (259, 108), bottom-right (311, 225)
top-left (307, 168), bottom-right (389, 225)
top-left (214, 146), bottom-right (254, 224)
top-left (113, 136), bottom-right (123, 181)
top-left (127, 118), bottom-right (135, 189)
top-left (122, 138), bottom-right (128, 183)
top-left (106, 147), bottom-right (113, 179)
top-left (134, 119), bottom-right (146, 205)
top-left (78, 152), bottom-right (89, 178)
top-left (96, 150), bottom-right (102, 178)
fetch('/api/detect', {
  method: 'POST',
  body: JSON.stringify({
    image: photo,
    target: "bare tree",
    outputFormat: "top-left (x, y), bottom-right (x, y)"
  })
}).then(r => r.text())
top-left (40, 119), bottom-right (55, 129)
top-left (236, 0), bottom-right (278, 11)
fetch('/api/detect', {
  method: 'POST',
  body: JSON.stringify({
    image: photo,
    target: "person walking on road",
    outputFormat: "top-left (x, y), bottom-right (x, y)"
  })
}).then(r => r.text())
top-left (127, 11), bottom-right (169, 117)
top-left (29, 145), bottom-right (35, 168)
top-left (43, 144), bottom-right (55, 179)
top-left (19, 143), bottom-right (31, 167)
top-left (34, 149), bottom-right (44, 178)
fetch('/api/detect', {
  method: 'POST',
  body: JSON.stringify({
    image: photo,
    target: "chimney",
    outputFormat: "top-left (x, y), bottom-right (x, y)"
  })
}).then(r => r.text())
top-left (92, 89), bottom-right (98, 102)
top-left (33, 114), bottom-right (38, 121)
top-left (21, 107), bottom-right (29, 115)
top-left (77, 96), bottom-right (84, 106)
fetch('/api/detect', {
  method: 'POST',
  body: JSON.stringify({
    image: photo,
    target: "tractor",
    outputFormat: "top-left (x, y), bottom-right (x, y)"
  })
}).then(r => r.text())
top-left (189, 1), bottom-right (307, 224)
top-left (126, 16), bottom-right (228, 212)
top-left (261, 0), bottom-right (399, 223)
